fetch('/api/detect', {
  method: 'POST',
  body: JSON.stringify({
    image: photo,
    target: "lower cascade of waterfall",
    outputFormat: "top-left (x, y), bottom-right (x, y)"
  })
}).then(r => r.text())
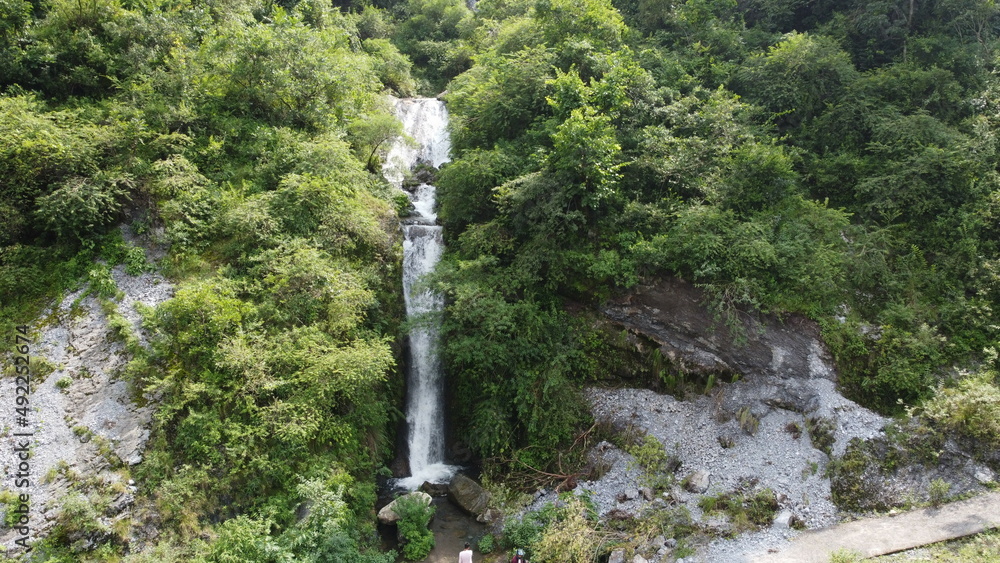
top-left (385, 97), bottom-right (459, 490)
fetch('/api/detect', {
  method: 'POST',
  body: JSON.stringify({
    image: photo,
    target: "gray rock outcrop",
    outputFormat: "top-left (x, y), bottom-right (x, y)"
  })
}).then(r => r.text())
top-left (602, 277), bottom-right (834, 381)
top-left (448, 474), bottom-right (491, 516)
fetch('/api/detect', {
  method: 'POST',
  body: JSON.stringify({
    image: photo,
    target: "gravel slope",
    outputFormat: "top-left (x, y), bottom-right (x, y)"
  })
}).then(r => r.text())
top-left (525, 367), bottom-right (889, 562)
top-left (1, 251), bottom-right (172, 555)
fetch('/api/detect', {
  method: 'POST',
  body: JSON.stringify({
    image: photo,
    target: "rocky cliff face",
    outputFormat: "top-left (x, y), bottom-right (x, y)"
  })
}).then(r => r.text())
top-left (520, 277), bottom-right (994, 562)
top-left (602, 277), bottom-right (832, 383)
top-left (1, 237), bottom-right (172, 555)
top-left (521, 278), bottom-right (887, 560)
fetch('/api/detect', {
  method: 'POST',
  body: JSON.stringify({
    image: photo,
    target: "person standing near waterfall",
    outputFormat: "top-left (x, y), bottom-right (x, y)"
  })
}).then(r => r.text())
top-left (459, 543), bottom-right (474, 563)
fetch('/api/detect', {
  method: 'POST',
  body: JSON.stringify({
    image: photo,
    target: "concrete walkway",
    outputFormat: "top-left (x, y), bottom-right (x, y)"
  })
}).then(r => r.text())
top-left (752, 492), bottom-right (1000, 562)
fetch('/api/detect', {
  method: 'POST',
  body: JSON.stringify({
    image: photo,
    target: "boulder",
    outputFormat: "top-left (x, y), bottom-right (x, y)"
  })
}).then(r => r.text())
top-left (608, 549), bottom-right (626, 563)
top-left (419, 481), bottom-right (450, 497)
top-left (683, 470), bottom-right (710, 494)
top-left (448, 474), bottom-right (491, 516)
top-left (772, 509), bottom-right (793, 529)
top-left (378, 491), bottom-right (432, 524)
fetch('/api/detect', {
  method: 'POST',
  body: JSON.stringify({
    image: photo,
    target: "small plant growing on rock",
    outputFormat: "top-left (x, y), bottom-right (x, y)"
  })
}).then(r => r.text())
top-left (87, 264), bottom-right (119, 299)
top-left (806, 416), bottom-right (836, 456)
top-left (928, 478), bottom-right (951, 507)
top-left (32, 356), bottom-right (57, 382)
top-left (56, 376), bottom-right (72, 390)
top-left (737, 407), bottom-right (759, 435)
top-left (697, 487), bottom-right (778, 535)
top-left (625, 434), bottom-right (679, 491)
top-left (0, 489), bottom-right (21, 527)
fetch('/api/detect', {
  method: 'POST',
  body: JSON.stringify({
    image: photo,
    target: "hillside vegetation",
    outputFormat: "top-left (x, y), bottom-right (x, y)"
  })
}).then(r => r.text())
top-left (2, 0), bottom-right (1000, 560)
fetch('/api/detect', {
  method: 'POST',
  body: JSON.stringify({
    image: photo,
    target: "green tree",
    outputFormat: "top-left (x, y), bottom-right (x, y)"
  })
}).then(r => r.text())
top-left (732, 31), bottom-right (859, 130)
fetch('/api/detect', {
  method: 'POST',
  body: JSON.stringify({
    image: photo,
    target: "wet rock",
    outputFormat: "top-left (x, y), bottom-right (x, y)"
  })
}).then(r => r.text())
top-left (412, 162), bottom-right (438, 184)
top-left (378, 492), bottom-right (432, 524)
top-left (419, 482), bottom-right (450, 497)
top-left (448, 474), bottom-right (491, 516)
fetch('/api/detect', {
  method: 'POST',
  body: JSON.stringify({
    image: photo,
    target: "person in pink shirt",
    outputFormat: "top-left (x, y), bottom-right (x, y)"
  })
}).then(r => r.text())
top-left (459, 542), bottom-right (474, 563)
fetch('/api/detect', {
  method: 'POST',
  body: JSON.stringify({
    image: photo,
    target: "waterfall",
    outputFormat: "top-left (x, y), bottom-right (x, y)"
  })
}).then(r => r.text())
top-left (384, 97), bottom-right (458, 490)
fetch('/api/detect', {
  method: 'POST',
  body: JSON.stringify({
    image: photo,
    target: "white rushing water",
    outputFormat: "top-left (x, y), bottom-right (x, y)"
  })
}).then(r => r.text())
top-left (384, 97), bottom-right (459, 490)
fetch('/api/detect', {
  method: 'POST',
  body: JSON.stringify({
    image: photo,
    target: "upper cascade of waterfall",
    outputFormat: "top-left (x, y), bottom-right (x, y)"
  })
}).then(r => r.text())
top-left (383, 97), bottom-right (451, 189)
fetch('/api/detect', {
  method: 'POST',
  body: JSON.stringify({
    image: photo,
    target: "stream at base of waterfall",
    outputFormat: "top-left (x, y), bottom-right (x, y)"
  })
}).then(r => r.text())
top-left (384, 97), bottom-right (460, 491)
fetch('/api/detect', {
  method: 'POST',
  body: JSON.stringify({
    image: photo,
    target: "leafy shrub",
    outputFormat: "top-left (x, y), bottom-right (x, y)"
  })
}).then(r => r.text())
top-left (625, 434), bottom-right (677, 491)
top-left (502, 515), bottom-right (543, 552)
top-left (928, 478), bottom-right (951, 508)
top-left (87, 263), bottom-right (118, 299)
top-left (124, 247), bottom-right (149, 275)
top-left (394, 494), bottom-right (435, 561)
top-left (205, 515), bottom-right (278, 563)
top-left (478, 533), bottom-right (495, 553)
top-left (697, 487), bottom-right (778, 534)
top-left (0, 95), bottom-right (99, 244)
top-left (922, 372), bottom-right (1000, 451)
top-left (531, 497), bottom-right (603, 563)
top-left (36, 173), bottom-right (132, 241)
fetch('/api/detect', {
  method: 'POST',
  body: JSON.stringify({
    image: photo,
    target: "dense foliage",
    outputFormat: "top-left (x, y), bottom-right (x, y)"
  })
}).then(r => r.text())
top-left (4, 0), bottom-right (1000, 559)
top-left (432, 0), bottom-right (1000, 468)
top-left (1, 0), bottom-right (414, 560)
